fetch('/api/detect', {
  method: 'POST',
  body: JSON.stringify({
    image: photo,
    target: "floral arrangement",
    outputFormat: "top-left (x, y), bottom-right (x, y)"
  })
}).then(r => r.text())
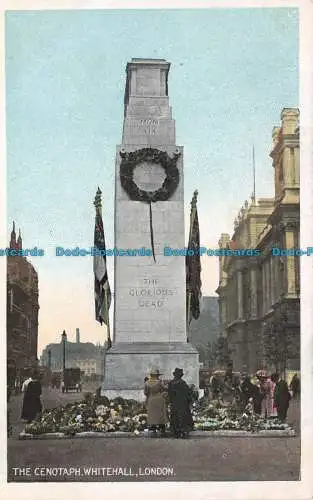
top-left (119, 148), bottom-right (180, 203)
top-left (192, 399), bottom-right (291, 432)
top-left (23, 395), bottom-right (293, 436)
top-left (24, 395), bottom-right (147, 436)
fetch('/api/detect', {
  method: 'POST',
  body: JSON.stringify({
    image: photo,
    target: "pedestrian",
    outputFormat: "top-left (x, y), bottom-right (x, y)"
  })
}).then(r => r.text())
top-left (144, 367), bottom-right (168, 437)
top-left (256, 370), bottom-right (272, 419)
top-left (21, 370), bottom-right (42, 423)
top-left (269, 373), bottom-right (278, 418)
top-left (168, 368), bottom-right (193, 438)
top-left (240, 375), bottom-right (255, 407)
top-left (274, 375), bottom-right (291, 422)
top-left (21, 375), bottom-right (32, 393)
top-left (210, 373), bottom-right (219, 399)
top-left (251, 375), bottom-right (263, 415)
top-left (290, 373), bottom-right (300, 398)
top-left (189, 384), bottom-right (199, 403)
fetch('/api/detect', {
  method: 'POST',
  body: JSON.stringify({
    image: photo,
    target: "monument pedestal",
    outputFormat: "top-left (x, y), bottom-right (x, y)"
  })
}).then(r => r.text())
top-left (101, 59), bottom-right (199, 400)
top-left (102, 342), bottom-right (199, 401)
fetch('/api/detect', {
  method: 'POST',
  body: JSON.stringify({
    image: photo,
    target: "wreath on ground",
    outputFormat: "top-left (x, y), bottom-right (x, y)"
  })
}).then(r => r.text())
top-left (119, 148), bottom-right (180, 203)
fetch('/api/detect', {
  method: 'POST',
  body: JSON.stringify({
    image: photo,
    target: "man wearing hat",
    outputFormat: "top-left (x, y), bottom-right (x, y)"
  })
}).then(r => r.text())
top-left (144, 367), bottom-right (168, 437)
top-left (167, 368), bottom-right (193, 438)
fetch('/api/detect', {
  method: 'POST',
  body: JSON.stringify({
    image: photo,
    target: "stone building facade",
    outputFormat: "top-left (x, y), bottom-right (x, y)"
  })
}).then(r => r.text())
top-left (216, 108), bottom-right (300, 375)
top-left (7, 223), bottom-right (39, 387)
top-left (40, 332), bottom-right (106, 377)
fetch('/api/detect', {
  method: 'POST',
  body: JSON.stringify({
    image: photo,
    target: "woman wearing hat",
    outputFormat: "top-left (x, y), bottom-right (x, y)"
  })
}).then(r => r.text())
top-left (168, 368), bottom-right (193, 438)
top-left (144, 367), bottom-right (168, 437)
top-left (256, 370), bottom-right (273, 419)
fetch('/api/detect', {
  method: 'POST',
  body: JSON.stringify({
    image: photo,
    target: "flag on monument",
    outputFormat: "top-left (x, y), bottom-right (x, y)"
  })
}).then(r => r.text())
top-left (93, 188), bottom-right (112, 347)
top-left (186, 190), bottom-right (202, 324)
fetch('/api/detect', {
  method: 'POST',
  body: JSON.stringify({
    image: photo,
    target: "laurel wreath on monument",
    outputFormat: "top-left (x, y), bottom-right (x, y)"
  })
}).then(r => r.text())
top-left (119, 148), bottom-right (181, 262)
top-left (119, 148), bottom-right (180, 202)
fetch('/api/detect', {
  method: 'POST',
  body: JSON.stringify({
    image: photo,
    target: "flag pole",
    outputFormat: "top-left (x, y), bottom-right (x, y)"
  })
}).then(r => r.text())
top-left (252, 145), bottom-right (256, 203)
top-left (186, 190), bottom-right (198, 334)
top-left (104, 287), bottom-right (112, 348)
top-left (187, 291), bottom-right (192, 338)
top-left (94, 187), bottom-right (111, 348)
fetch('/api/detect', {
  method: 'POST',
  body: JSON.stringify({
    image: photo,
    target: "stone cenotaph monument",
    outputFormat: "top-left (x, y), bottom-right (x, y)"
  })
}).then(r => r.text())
top-left (102, 58), bottom-right (199, 400)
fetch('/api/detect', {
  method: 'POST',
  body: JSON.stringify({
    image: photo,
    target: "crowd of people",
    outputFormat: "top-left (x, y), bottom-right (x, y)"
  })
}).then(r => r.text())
top-left (207, 365), bottom-right (300, 422)
top-left (17, 365), bottom-right (300, 435)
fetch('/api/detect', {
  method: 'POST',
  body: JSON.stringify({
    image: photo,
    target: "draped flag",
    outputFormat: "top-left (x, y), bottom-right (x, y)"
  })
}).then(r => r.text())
top-left (186, 190), bottom-right (202, 328)
top-left (93, 187), bottom-right (112, 348)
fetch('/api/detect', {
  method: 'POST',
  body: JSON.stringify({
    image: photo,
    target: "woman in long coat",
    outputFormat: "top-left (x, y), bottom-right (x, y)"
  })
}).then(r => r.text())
top-left (168, 368), bottom-right (193, 438)
top-left (144, 368), bottom-right (168, 436)
top-left (21, 371), bottom-right (42, 423)
top-left (274, 377), bottom-right (291, 422)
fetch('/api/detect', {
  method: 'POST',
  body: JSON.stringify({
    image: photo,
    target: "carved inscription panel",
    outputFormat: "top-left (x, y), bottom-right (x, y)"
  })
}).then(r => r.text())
top-left (127, 118), bottom-right (159, 135)
top-left (128, 278), bottom-right (176, 308)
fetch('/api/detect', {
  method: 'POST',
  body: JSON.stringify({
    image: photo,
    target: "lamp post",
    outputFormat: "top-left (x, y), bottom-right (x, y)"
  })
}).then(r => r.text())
top-left (61, 330), bottom-right (67, 378)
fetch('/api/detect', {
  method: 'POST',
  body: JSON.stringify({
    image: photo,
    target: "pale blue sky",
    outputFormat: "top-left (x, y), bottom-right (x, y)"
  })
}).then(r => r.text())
top-left (5, 8), bottom-right (298, 353)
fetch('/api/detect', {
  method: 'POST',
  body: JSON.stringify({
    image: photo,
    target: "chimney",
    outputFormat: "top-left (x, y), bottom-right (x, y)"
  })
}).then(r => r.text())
top-left (281, 108), bottom-right (299, 135)
top-left (76, 328), bottom-right (80, 344)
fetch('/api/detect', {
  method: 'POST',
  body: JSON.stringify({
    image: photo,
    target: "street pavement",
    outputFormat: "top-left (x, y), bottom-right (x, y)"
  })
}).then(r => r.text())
top-left (7, 388), bottom-right (301, 482)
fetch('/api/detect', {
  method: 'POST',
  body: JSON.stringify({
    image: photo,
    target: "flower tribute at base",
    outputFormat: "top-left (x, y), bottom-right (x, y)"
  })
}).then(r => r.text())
top-left (24, 394), bottom-right (294, 436)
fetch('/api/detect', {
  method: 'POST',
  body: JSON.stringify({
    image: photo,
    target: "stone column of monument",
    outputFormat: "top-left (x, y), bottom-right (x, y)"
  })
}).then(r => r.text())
top-left (102, 58), bottom-right (199, 400)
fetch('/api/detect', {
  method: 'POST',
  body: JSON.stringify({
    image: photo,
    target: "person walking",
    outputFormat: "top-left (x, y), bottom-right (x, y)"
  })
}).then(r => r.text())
top-left (21, 370), bottom-right (42, 423)
top-left (144, 367), bottom-right (168, 437)
top-left (274, 375), bottom-right (291, 422)
top-left (168, 368), bottom-right (193, 438)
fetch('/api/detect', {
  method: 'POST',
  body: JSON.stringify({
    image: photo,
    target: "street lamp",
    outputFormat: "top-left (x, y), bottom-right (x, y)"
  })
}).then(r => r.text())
top-left (61, 330), bottom-right (67, 376)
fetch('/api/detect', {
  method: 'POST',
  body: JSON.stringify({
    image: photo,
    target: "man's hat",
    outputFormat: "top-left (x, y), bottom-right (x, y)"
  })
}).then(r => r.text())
top-left (173, 367), bottom-right (184, 377)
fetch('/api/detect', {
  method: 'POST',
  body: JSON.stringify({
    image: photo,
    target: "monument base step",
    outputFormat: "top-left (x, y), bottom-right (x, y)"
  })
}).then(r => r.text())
top-left (101, 342), bottom-right (199, 399)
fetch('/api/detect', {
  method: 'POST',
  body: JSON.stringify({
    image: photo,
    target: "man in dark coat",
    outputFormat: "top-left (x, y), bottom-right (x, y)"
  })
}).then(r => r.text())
top-left (21, 370), bottom-right (42, 423)
top-left (168, 368), bottom-right (193, 438)
top-left (274, 376), bottom-right (291, 422)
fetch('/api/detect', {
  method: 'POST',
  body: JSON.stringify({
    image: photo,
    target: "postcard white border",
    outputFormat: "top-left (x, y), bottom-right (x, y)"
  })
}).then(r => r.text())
top-left (1, 1), bottom-right (312, 499)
